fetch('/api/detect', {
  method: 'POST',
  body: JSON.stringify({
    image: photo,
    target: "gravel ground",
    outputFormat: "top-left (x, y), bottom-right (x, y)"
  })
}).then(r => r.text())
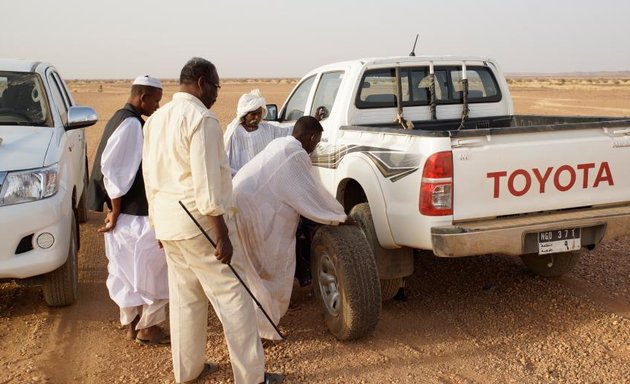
top-left (0, 82), bottom-right (628, 383)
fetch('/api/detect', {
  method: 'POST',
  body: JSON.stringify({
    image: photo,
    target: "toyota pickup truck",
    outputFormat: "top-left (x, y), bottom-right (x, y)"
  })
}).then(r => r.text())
top-left (0, 59), bottom-right (97, 306)
top-left (266, 55), bottom-right (630, 340)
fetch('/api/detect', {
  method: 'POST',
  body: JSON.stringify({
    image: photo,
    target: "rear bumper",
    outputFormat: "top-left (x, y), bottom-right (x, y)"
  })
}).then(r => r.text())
top-left (431, 204), bottom-right (630, 257)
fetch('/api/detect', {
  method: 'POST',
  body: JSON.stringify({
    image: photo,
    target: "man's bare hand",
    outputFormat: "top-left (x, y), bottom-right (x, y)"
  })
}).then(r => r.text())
top-left (97, 211), bottom-right (119, 233)
top-left (214, 235), bottom-right (233, 264)
top-left (341, 216), bottom-right (356, 226)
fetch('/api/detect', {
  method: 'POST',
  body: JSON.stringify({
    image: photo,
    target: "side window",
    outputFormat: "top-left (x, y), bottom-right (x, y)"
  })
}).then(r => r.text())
top-left (48, 74), bottom-right (69, 125)
top-left (51, 72), bottom-right (73, 107)
top-left (310, 71), bottom-right (344, 119)
top-left (282, 75), bottom-right (315, 121)
top-left (356, 68), bottom-right (397, 108)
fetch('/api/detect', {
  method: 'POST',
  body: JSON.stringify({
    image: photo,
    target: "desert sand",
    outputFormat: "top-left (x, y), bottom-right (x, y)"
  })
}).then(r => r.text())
top-left (1, 79), bottom-right (629, 384)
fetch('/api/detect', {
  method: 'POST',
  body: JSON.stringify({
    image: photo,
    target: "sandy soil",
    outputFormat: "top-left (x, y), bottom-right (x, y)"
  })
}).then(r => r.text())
top-left (1, 80), bottom-right (629, 384)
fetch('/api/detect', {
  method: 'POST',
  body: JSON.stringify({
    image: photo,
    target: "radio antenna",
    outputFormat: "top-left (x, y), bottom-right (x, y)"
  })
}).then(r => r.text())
top-left (409, 34), bottom-right (419, 56)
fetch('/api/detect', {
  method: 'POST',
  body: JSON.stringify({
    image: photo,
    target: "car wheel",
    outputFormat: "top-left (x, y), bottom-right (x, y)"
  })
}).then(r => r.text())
top-left (520, 251), bottom-right (582, 277)
top-left (311, 225), bottom-right (381, 341)
top-left (43, 210), bottom-right (79, 306)
top-left (77, 155), bottom-right (89, 224)
top-left (350, 202), bottom-right (413, 300)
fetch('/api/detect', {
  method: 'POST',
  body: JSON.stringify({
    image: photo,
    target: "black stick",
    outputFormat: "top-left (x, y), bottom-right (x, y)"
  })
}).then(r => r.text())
top-left (178, 201), bottom-right (285, 340)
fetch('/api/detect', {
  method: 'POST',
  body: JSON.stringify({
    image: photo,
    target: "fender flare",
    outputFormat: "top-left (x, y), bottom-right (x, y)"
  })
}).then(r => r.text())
top-left (335, 155), bottom-right (398, 249)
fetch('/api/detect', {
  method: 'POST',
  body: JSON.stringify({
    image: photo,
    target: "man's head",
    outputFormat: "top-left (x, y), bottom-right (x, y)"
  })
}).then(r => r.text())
top-left (179, 57), bottom-right (220, 108)
top-left (129, 75), bottom-right (163, 116)
top-left (236, 89), bottom-right (267, 131)
top-left (292, 116), bottom-right (323, 154)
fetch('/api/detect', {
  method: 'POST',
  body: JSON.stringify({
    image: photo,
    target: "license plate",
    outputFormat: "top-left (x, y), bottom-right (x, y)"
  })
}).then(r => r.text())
top-left (538, 228), bottom-right (581, 255)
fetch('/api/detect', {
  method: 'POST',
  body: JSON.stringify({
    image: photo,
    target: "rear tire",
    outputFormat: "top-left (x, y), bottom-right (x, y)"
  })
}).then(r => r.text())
top-left (350, 203), bottom-right (412, 300)
top-left (380, 278), bottom-right (403, 300)
top-left (43, 211), bottom-right (79, 306)
top-left (520, 251), bottom-right (582, 277)
top-left (311, 225), bottom-right (381, 340)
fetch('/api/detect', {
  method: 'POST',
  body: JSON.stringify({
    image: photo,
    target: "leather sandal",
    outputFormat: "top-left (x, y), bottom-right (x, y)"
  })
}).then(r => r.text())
top-left (263, 372), bottom-right (284, 384)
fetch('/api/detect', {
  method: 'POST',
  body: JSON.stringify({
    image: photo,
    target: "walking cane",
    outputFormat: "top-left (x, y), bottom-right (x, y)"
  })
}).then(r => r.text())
top-left (178, 201), bottom-right (286, 340)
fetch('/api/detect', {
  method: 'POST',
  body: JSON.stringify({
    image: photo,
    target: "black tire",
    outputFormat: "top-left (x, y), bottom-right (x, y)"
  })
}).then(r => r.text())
top-left (77, 155), bottom-right (89, 224)
top-left (380, 278), bottom-right (403, 300)
top-left (349, 202), bottom-right (412, 300)
top-left (311, 225), bottom-right (381, 341)
top-left (520, 251), bottom-right (582, 277)
top-left (43, 211), bottom-right (79, 306)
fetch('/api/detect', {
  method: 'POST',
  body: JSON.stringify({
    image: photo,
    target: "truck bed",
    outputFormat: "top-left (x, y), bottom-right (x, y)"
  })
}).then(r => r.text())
top-left (342, 115), bottom-right (630, 137)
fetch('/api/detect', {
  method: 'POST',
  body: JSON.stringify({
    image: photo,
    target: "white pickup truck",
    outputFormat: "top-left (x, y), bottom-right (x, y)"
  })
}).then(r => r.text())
top-left (0, 59), bottom-right (97, 306)
top-left (267, 55), bottom-right (630, 340)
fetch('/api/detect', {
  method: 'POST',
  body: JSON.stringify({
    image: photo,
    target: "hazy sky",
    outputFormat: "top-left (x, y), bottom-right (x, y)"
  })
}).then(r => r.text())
top-left (3, 0), bottom-right (629, 79)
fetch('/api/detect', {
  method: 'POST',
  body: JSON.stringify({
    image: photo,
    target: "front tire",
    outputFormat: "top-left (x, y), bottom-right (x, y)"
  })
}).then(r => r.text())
top-left (77, 155), bottom-right (89, 224)
top-left (43, 211), bottom-right (79, 306)
top-left (311, 225), bottom-right (381, 340)
top-left (520, 251), bottom-right (582, 277)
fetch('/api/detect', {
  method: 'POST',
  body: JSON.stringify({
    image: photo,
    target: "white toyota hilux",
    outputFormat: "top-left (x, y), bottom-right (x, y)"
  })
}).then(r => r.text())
top-left (0, 59), bottom-right (97, 306)
top-left (267, 55), bottom-right (630, 340)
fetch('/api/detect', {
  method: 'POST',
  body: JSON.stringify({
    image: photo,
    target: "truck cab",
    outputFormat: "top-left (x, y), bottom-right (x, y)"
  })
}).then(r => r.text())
top-left (0, 59), bottom-right (98, 306)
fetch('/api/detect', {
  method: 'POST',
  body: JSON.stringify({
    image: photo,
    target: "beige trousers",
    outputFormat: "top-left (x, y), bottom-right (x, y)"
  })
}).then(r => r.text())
top-left (162, 233), bottom-right (265, 384)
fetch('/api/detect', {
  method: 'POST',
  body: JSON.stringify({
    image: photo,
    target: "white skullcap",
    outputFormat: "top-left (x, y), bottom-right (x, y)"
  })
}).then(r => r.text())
top-left (132, 75), bottom-right (162, 89)
top-left (236, 89), bottom-right (267, 120)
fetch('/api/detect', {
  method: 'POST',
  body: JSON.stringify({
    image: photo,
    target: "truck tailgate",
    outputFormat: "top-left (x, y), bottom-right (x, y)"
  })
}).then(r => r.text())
top-left (451, 126), bottom-right (630, 221)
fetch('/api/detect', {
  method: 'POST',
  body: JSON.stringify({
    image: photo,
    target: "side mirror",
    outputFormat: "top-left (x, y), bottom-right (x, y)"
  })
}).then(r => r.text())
top-left (66, 106), bottom-right (98, 130)
top-left (264, 104), bottom-right (278, 121)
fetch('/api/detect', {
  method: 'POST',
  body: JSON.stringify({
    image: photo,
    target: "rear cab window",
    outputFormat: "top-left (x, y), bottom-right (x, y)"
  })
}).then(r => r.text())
top-left (355, 65), bottom-right (501, 109)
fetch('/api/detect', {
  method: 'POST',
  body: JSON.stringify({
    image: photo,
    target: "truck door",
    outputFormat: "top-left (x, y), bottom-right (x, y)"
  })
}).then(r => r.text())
top-left (46, 70), bottom-right (83, 195)
top-left (307, 71), bottom-right (345, 193)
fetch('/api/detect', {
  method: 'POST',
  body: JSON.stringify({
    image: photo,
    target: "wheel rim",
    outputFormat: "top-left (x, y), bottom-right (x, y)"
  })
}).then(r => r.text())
top-left (316, 251), bottom-right (340, 317)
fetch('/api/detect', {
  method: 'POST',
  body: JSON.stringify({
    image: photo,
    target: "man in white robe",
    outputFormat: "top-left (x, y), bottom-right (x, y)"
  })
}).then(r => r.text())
top-left (232, 116), bottom-right (347, 341)
top-left (88, 75), bottom-right (169, 344)
top-left (224, 89), bottom-right (291, 176)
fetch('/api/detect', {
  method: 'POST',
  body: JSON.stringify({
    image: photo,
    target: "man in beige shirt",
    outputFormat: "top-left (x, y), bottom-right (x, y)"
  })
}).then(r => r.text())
top-left (143, 58), bottom-right (281, 384)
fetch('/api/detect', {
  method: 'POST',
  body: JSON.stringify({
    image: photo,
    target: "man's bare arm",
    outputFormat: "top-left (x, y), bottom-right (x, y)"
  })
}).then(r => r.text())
top-left (98, 197), bottom-right (121, 233)
top-left (208, 214), bottom-right (233, 264)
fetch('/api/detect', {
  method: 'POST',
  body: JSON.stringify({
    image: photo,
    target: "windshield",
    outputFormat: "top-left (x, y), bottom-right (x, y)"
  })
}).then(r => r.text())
top-left (0, 71), bottom-right (52, 127)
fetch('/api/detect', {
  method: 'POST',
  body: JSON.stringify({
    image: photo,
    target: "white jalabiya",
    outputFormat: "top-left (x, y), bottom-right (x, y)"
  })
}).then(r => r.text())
top-left (226, 122), bottom-right (291, 176)
top-left (232, 136), bottom-right (347, 340)
top-left (224, 89), bottom-right (291, 176)
top-left (101, 116), bottom-right (168, 329)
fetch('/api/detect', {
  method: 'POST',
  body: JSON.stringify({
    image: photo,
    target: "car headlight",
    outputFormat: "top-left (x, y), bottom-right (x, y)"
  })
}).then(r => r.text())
top-left (0, 164), bottom-right (59, 206)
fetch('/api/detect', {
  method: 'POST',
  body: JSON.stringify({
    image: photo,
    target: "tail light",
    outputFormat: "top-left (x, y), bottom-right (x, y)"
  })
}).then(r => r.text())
top-left (420, 151), bottom-right (453, 216)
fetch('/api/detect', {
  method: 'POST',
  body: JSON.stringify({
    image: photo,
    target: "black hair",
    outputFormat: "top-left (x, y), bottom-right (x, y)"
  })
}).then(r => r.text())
top-left (179, 57), bottom-right (216, 85)
top-left (292, 116), bottom-right (323, 139)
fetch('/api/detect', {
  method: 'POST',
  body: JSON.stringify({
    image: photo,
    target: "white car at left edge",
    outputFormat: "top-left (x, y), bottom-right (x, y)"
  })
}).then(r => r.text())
top-left (0, 59), bottom-right (97, 306)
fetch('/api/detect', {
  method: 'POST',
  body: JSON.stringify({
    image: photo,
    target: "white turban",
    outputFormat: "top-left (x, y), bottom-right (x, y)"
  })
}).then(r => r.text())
top-left (132, 75), bottom-right (162, 89)
top-left (224, 89), bottom-right (267, 147)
